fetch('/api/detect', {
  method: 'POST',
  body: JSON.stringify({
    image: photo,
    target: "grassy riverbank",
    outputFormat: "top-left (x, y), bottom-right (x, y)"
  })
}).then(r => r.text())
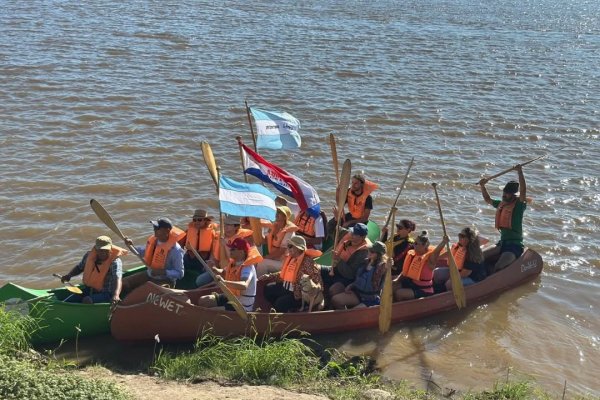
top-left (1, 306), bottom-right (595, 399)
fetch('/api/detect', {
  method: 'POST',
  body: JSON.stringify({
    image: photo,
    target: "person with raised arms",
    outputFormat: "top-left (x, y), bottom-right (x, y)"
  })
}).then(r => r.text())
top-left (61, 235), bottom-right (128, 304)
top-left (478, 164), bottom-right (527, 273)
top-left (392, 231), bottom-right (447, 301)
top-left (122, 217), bottom-right (185, 292)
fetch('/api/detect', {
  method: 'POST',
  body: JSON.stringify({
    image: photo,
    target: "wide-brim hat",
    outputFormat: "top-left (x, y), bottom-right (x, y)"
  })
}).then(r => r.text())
top-left (224, 215), bottom-right (241, 225)
top-left (95, 235), bottom-right (112, 251)
top-left (192, 209), bottom-right (213, 219)
top-left (288, 235), bottom-right (306, 251)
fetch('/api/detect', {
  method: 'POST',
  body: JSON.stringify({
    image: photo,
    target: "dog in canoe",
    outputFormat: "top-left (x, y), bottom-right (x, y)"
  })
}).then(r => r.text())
top-left (299, 274), bottom-right (324, 312)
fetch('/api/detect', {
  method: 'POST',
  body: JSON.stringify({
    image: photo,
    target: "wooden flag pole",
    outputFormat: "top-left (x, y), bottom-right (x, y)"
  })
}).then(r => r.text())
top-left (329, 133), bottom-right (340, 186)
top-left (244, 100), bottom-right (258, 152)
top-left (236, 136), bottom-right (264, 246)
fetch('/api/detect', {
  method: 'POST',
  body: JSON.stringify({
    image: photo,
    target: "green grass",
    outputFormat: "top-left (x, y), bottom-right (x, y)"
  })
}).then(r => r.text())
top-left (0, 306), bottom-right (131, 400)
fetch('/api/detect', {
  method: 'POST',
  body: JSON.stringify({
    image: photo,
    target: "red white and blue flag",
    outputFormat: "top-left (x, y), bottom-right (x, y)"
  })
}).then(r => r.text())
top-left (239, 142), bottom-right (321, 218)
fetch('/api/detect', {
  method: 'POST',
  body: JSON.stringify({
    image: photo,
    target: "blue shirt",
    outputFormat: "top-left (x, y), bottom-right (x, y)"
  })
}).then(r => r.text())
top-left (136, 242), bottom-right (185, 280)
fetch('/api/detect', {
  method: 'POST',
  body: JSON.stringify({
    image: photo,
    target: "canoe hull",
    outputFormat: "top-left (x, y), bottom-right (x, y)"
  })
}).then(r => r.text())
top-left (110, 248), bottom-right (543, 342)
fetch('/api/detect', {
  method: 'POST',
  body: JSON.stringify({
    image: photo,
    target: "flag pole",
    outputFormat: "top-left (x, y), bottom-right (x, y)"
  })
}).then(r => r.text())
top-left (236, 136), bottom-right (265, 246)
top-left (236, 136), bottom-right (248, 183)
top-left (244, 100), bottom-right (258, 152)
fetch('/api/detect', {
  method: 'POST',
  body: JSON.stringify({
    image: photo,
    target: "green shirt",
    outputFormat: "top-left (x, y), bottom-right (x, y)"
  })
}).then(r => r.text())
top-left (492, 199), bottom-right (527, 246)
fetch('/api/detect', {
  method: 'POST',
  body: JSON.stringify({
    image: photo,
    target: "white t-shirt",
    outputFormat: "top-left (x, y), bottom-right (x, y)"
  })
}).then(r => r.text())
top-left (239, 264), bottom-right (257, 311)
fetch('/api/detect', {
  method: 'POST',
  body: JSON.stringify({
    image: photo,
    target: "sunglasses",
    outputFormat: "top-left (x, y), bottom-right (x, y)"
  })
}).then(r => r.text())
top-left (193, 218), bottom-right (209, 222)
top-left (458, 233), bottom-right (467, 238)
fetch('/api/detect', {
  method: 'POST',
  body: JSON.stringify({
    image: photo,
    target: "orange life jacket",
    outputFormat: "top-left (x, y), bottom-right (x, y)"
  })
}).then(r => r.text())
top-left (402, 247), bottom-right (435, 287)
top-left (144, 226), bottom-right (185, 270)
top-left (335, 232), bottom-right (370, 262)
top-left (214, 228), bottom-right (256, 262)
top-left (279, 252), bottom-right (305, 285)
top-left (82, 246), bottom-right (128, 291)
top-left (295, 211), bottom-right (316, 237)
top-left (185, 222), bottom-right (218, 254)
top-left (267, 223), bottom-right (298, 254)
top-left (346, 180), bottom-right (378, 219)
top-left (450, 243), bottom-right (466, 271)
top-left (495, 200), bottom-right (516, 230)
top-left (224, 257), bottom-right (256, 296)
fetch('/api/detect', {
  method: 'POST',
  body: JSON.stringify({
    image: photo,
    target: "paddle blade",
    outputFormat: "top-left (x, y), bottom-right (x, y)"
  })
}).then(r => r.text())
top-left (329, 133), bottom-right (339, 185)
top-left (378, 257), bottom-right (393, 334)
top-left (90, 199), bottom-right (126, 240)
top-left (337, 159), bottom-right (352, 215)
top-left (446, 244), bottom-right (466, 308)
top-left (248, 217), bottom-right (264, 246)
top-left (201, 141), bottom-right (219, 191)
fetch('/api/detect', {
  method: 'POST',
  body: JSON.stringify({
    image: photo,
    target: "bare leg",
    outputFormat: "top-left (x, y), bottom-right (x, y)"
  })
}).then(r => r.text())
top-left (330, 292), bottom-right (360, 309)
top-left (393, 288), bottom-right (416, 301)
top-left (196, 294), bottom-right (218, 307)
top-left (328, 282), bottom-right (345, 297)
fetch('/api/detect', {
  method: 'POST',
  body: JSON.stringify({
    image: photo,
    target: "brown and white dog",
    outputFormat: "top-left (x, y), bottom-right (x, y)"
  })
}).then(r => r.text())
top-left (299, 274), bottom-right (324, 312)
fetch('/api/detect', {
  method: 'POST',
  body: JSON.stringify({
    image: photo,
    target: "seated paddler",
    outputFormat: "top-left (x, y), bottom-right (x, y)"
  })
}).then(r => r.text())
top-left (260, 235), bottom-right (323, 313)
top-left (182, 208), bottom-right (218, 273)
top-left (197, 238), bottom-right (259, 312)
top-left (61, 235), bottom-right (128, 304)
top-left (122, 217), bottom-right (186, 292)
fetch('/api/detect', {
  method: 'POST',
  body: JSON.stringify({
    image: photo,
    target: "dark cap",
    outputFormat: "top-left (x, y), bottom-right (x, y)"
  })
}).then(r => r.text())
top-left (369, 241), bottom-right (386, 255)
top-left (350, 223), bottom-right (368, 237)
top-left (503, 181), bottom-right (519, 194)
top-left (227, 238), bottom-right (250, 252)
top-left (150, 217), bottom-right (173, 230)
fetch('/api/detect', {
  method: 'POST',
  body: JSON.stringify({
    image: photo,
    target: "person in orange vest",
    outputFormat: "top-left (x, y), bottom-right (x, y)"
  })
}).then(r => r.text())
top-left (197, 238), bottom-right (258, 312)
top-left (321, 222), bottom-right (372, 297)
top-left (123, 217), bottom-right (185, 291)
top-left (432, 227), bottom-right (486, 292)
top-left (326, 173), bottom-right (378, 240)
top-left (294, 209), bottom-right (327, 250)
top-left (182, 209), bottom-right (218, 272)
top-left (479, 164), bottom-right (527, 273)
top-left (261, 235), bottom-right (323, 312)
top-left (61, 235), bottom-right (128, 304)
top-left (392, 231), bottom-right (448, 301)
top-left (256, 206), bottom-right (298, 276)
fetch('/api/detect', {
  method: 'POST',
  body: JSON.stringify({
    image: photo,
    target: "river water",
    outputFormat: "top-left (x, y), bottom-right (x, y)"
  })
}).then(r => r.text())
top-left (1, 0), bottom-right (598, 396)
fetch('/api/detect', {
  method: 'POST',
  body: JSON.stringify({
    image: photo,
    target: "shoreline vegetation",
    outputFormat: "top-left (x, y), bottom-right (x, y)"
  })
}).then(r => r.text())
top-left (0, 307), bottom-right (595, 400)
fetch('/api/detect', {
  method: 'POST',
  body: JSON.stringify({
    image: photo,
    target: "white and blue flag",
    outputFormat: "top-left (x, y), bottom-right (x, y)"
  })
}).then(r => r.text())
top-left (218, 175), bottom-right (277, 221)
top-left (250, 108), bottom-right (301, 150)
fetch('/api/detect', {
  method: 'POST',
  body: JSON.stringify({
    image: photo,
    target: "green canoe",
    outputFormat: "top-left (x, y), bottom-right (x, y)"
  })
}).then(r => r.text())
top-left (0, 266), bottom-right (201, 344)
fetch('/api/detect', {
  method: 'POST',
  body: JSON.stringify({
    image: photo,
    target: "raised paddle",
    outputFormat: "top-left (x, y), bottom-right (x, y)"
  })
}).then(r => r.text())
top-left (330, 158), bottom-right (351, 277)
top-left (379, 206), bottom-right (397, 334)
top-left (382, 157), bottom-right (414, 230)
top-left (329, 133), bottom-right (340, 186)
top-left (186, 244), bottom-right (248, 321)
top-left (474, 153), bottom-right (547, 185)
top-left (431, 183), bottom-right (466, 309)
top-left (51, 273), bottom-right (84, 295)
top-left (201, 141), bottom-right (219, 191)
top-left (89, 199), bottom-right (146, 265)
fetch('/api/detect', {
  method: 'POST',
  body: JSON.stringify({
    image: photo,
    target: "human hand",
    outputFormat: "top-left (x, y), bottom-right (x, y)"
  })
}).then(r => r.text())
top-left (442, 235), bottom-right (450, 244)
top-left (478, 178), bottom-right (488, 186)
top-left (111, 295), bottom-right (121, 304)
top-left (123, 237), bottom-right (134, 247)
top-left (61, 274), bottom-right (71, 283)
top-left (514, 163), bottom-right (522, 172)
top-left (344, 284), bottom-right (353, 294)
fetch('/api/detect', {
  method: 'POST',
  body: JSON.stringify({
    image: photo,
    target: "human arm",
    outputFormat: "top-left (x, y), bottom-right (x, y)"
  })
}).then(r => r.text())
top-left (220, 266), bottom-right (254, 291)
top-left (427, 235), bottom-right (450, 269)
top-left (61, 253), bottom-right (87, 282)
top-left (478, 178), bottom-right (493, 205)
top-left (164, 244), bottom-right (185, 280)
top-left (516, 164), bottom-right (527, 202)
top-left (111, 258), bottom-right (123, 303)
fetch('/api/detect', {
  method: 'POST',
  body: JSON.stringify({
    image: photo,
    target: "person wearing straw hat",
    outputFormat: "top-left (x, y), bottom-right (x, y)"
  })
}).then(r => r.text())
top-left (256, 206), bottom-right (298, 277)
top-left (479, 164), bottom-right (527, 273)
top-left (183, 209), bottom-right (218, 272)
top-left (330, 241), bottom-right (388, 309)
top-left (261, 235), bottom-right (323, 312)
top-left (61, 235), bottom-right (129, 304)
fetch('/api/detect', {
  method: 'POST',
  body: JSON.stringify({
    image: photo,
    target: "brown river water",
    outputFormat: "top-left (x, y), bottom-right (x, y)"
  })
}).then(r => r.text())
top-left (1, 0), bottom-right (598, 396)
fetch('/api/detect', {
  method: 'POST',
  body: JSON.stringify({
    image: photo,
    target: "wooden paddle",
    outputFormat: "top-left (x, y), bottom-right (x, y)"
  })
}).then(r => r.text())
top-left (51, 273), bottom-right (84, 295)
top-left (89, 199), bottom-right (147, 265)
top-left (431, 183), bottom-right (466, 309)
top-left (201, 141), bottom-right (219, 190)
top-left (330, 158), bottom-right (351, 277)
top-left (474, 153), bottom-right (547, 185)
top-left (379, 206), bottom-right (397, 334)
top-left (186, 244), bottom-right (248, 321)
top-left (329, 133), bottom-right (340, 186)
top-left (382, 157), bottom-right (414, 229)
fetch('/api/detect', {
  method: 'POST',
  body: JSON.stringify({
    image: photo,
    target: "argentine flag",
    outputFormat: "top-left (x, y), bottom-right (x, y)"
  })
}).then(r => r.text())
top-left (250, 108), bottom-right (301, 150)
top-left (218, 175), bottom-right (277, 221)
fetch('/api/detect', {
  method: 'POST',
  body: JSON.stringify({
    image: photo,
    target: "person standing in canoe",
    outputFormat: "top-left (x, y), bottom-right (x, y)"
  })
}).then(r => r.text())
top-left (122, 217), bottom-right (185, 291)
top-left (197, 238), bottom-right (258, 312)
top-left (261, 235), bottom-right (323, 312)
top-left (294, 208), bottom-right (327, 250)
top-left (392, 231), bottom-right (448, 301)
top-left (256, 206), bottom-right (298, 276)
top-left (380, 219), bottom-right (417, 276)
top-left (182, 209), bottom-right (218, 272)
top-left (478, 164), bottom-right (527, 273)
top-left (61, 235), bottom-right (128, 304)
top-left (327, 173), bottom-right (378, 235)
top-left (322, 223), bottom-right (372, 298)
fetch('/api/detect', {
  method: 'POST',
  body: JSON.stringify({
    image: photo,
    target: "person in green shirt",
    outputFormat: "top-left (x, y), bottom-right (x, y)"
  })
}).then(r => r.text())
top-left (479, 164), bottom-right (527, 273)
